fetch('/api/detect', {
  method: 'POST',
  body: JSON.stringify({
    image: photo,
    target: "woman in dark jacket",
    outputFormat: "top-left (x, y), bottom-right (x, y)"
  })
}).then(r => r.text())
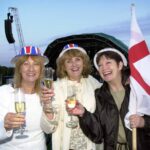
top-left (69, 48), bottom-right (150, 150)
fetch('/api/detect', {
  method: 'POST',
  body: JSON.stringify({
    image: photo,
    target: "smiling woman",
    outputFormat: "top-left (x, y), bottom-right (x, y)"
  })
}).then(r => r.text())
top-left (44, 33), bottom-right (128, 82)
top-left (14, 55), bottom-right (44, 93)
top-left (0, 46), bottom-right (50, 150)
top-left (68, 47), bottom-right (150, 150)
top-left (40, 43), bottom-right (103, 150)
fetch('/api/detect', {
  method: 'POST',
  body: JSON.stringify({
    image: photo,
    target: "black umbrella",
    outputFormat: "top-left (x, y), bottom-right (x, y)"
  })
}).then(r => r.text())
top-left (44, 33), bottom-right (128, 80)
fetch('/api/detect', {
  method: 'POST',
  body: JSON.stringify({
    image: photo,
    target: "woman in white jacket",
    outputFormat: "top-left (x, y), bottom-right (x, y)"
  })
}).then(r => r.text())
top-left (41, 44), bottom-right (102, 150)
top-left (0, 46), bottom-right (49, 150)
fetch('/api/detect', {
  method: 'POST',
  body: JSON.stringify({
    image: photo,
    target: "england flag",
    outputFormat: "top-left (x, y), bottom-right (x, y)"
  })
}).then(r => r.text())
top-left (125, 4), bottom-right (150, 129)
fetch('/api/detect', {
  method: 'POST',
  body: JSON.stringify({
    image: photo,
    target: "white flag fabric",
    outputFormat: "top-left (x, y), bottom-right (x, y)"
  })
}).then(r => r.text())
top-left (125, 4), bottom-right (150, 129)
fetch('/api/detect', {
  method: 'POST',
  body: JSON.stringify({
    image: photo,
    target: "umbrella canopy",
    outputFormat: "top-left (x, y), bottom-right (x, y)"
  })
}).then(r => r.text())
top-left (44, 33), bottom-right (128, 80)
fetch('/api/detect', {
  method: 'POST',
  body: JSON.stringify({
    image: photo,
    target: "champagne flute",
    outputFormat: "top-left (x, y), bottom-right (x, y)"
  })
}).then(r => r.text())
top-left (43, 67), bottom-right (54, 113)
top-left (15, 88), bottom-right (28, 139)
top-left (66, 85), bottom-right (78, 128)
top-left (44, 67), bottom-right (60, 125)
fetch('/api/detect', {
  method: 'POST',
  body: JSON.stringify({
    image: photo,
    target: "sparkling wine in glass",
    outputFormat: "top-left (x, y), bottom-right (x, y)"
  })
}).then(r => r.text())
top-left (67, 96), bottom-right (77, 109)
top-left (66, 85), bottom-right (78, 128)
top-left (44, 78), bottom-right (53, 89)
top-left (14, 88), bottom-right (28, 139)
top-left (15, 101), bottom-right (25, 114)
top-left (44, 67), bottom-right (54, 89)
top-left (43, 67), bottom-right (55, 113)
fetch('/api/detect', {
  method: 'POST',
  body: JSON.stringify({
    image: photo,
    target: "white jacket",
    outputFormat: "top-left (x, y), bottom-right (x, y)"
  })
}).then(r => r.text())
top-left (0, 84), bottom-right (46, 150)
top-left (41, 75), bottom-right (103, 150)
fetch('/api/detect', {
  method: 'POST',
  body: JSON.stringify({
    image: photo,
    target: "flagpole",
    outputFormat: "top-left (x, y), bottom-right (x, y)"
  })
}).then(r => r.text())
top-left (132, 128), bottom-right (137, 150)
top-left (131, 4), bottom-right (137, 150)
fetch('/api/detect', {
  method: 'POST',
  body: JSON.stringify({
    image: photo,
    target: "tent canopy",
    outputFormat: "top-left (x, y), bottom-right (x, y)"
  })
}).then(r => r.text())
top-left (44, 33), bottom-right (128, 79)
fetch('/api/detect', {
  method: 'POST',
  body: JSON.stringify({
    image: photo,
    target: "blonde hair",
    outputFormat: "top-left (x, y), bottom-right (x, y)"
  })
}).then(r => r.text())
top-left (56, 49), bottom-right (91, 78)
top-left (13, 56), bottom-right (44, 94)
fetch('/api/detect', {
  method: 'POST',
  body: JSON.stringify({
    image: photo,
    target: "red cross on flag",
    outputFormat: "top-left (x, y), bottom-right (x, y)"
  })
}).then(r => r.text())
top-left (127, 4), bottom-right (150, 120)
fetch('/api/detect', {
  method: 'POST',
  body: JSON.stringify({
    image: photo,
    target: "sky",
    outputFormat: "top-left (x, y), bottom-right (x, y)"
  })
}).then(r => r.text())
top-left (0, 0), bottom-right (150, 67)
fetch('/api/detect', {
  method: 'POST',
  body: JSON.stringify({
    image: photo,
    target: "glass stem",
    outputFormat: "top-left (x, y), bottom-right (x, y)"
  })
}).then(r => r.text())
top-left (20, 126), bottom-right (24, 135)
top-left (70, 115), bottom-right (73, 121)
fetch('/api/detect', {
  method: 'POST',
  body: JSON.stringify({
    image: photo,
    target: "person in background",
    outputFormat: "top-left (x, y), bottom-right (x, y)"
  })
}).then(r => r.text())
top-left (69, 48), bottom-right (150, 150)
top-left (40, 44), bottom-right (103, 150)
top-left (0, 46), bottom-right (49, 150)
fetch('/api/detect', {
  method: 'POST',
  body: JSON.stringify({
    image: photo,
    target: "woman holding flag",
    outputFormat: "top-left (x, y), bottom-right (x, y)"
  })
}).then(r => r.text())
top-left (69, 48), bottom-right (150, 150)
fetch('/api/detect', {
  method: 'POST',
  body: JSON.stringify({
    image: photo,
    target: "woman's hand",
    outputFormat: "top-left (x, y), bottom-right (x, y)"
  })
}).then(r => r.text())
top-left (4, 112), bottom-right (25, 131)
top-left (41, 86), bottom-right (55, 105)
top-left (41, 86), bottom-right (55, 120)
top-left (129, 114), bottom-right (145, 128)
top-left (66, 101), bottom-right (85, 117)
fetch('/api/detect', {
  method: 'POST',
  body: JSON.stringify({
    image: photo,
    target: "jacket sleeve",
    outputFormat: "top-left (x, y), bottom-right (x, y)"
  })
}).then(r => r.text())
top-left (79, 107), bottom-right (104, 144)
top-left (144, 115), bottom-right (150, 129)
top-left (40, 112), bottom-right (58, 134)
top-left (0, 120), bottom-right (13, 141)
top-left (0, 85), bottom-right (15, 141)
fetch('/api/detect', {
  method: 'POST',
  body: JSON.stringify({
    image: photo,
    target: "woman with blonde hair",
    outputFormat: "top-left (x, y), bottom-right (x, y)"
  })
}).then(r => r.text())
top-left (41, 44), bottom-right (102, 150)
top-left (0, 46), bottom-right (49, 150)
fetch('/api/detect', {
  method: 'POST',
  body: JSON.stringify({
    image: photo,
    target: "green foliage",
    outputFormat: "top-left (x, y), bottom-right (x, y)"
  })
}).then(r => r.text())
top-left (0, 65), bottom-right (14, 76)
top-left (0, 65), bottom-right (14, 85)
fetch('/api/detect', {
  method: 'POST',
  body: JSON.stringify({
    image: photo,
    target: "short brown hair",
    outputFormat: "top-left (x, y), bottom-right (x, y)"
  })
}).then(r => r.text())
top-left (56, 49), bottom-right (91, 78)
top-left (96, 51), bottom-right (130, 86)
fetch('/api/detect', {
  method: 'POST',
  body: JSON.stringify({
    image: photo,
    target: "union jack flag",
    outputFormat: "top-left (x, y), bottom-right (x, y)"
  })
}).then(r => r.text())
top-left (63, 43), bottom-right (78, 50)
top-left (19, 46), bottom-right (41, 56)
